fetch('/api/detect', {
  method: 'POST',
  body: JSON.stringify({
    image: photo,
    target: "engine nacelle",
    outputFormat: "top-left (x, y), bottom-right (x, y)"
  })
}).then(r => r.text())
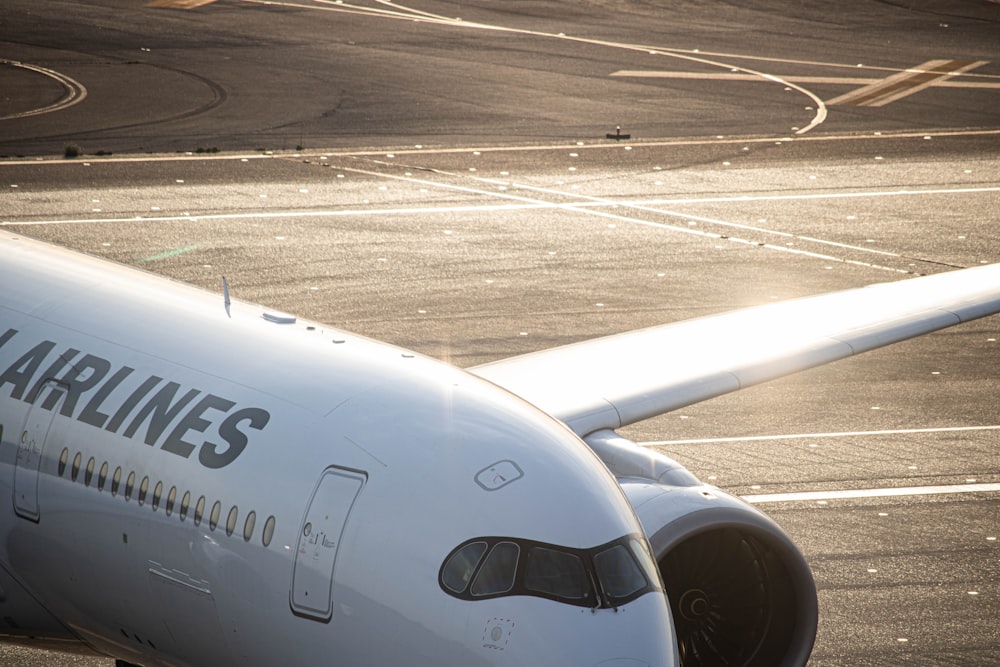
top-left (586, 430), bottom-right (818, 667)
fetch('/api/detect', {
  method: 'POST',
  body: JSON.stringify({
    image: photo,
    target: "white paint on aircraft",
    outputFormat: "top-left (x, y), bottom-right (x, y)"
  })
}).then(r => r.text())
top-left (1, 217), bottom-right (999, 665)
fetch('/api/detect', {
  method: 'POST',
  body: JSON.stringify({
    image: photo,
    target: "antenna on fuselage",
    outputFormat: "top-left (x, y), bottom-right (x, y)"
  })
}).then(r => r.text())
top-left (222, 276), bottom-right (231, 318)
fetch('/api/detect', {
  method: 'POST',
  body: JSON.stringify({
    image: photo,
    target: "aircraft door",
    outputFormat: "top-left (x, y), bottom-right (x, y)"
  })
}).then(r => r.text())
top-left (14, 379), bottom-right (66, 522)
top-left (291, 466), bottom-right (366, 621)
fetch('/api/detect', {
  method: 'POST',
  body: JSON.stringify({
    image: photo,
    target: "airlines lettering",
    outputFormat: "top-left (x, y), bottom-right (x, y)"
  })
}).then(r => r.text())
top-left (0, 329), bottom-right (269, 468)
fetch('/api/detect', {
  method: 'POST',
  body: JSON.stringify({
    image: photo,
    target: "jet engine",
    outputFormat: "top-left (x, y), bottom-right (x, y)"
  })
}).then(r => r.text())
top-left (585, 431), bottom-right (818, 667)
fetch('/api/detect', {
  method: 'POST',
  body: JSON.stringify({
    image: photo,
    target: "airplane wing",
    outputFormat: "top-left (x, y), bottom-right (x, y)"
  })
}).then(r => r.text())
top-left (470, 264), bottom-right (1000, 437)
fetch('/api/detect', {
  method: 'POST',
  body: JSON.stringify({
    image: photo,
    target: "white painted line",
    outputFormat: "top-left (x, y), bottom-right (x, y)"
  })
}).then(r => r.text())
top-left (642, 425), bottom-right (1000, 447)
top-left (743, 483), bottom-right (1000, 504)
top-left (340, 164), bottom-right (914, 274)
top-left (8, 183), bottom-right (998, 275)
top-left (0, 61), bottom-right (88, 120)
top-left (0, 203), bottom-right (560, 226)
top-left (7, 184), bottom-right (996, 226)
top-left (611, 69), bottom-right (1000, 90)
top-left (627, 186), bottom-right (1000, 207)
top-left (145, 0), bottom-right (217, 7)
top-left (863, 60), bottom-right (988, 108)
top-left (3, 128), bottom-right (1000, 166)
top-left (826, 60), bottom-right (988, 107)
top-left (611, 71), bottom-right (880, 85)
top-left (244, 0), bottom-right (829, 134)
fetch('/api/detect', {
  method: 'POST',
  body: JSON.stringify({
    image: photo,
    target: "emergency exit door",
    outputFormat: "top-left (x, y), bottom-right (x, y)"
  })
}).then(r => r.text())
top-left (14, 379), bottom-right (65, 522)
top-left (291, 466), bottom-right (366, 621)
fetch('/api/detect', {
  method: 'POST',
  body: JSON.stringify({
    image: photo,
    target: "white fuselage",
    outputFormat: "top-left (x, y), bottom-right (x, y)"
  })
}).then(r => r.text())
top-left (0, 235), bottom-right (677, 665)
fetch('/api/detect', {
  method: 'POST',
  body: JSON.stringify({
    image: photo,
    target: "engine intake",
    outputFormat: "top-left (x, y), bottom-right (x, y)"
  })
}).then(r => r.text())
top-left (586, 431), bottom-right (818, 667)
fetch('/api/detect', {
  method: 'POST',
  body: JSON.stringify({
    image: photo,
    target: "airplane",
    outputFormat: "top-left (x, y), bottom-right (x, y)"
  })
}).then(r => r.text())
top-left (0, 229), bottom-right (998, 667)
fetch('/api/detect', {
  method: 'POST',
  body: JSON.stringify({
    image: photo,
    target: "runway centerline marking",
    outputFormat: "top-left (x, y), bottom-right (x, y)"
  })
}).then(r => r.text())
top-left (742, 483), bottom-right (1000, 504)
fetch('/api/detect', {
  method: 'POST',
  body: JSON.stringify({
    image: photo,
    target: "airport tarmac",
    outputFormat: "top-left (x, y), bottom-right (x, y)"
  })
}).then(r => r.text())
top-left (2, 0), bottom-right (1000, 664)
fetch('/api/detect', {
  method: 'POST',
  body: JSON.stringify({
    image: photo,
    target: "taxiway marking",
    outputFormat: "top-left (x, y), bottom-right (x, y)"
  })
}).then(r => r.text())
top-left (3, 128), bottom-right (1000, 166)
top-left (614, 60), bottom-right (997, 107)
top-left (6, 184), bottom-right (999, 226)
top-left (826, 59), bottom-right (989, 107)
top-left (644, 426), bottom-right (1000, 503)
top-left (743, 483), bottom-right (1000, 504)
top-left (612, 71), bottom-right (882, 85)
top-left (0, 61), bottom-right (88, 120)
top-left (146, 0), bottom-right (217, 7)
top-left (637, 425), bottom-right (1000, 504)
top-left (246, 0), bottom-right (828, 134)
top-left (642, 425), bottom-right (1000, 446)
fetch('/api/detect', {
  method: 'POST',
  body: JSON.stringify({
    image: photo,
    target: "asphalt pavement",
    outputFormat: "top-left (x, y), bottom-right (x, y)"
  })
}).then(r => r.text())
top-left (1, 0), bottom-right (999, 664)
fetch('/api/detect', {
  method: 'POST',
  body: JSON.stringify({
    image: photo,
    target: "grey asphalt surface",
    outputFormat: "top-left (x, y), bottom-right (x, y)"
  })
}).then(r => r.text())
top-left (2, 0), bottom-right (1000, 665)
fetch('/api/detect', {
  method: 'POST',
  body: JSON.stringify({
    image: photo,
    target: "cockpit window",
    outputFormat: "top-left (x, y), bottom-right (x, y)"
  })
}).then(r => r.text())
top-left (627, 537), bottom-right (662, 591)
top-left (525, 547), bottom-right (593, 602)
top-left (594, 544), bottom-right (647, 603)
top-left (470, 542), bottom-right (519, 596)
top-left (440, 534), bottom-right (661, 609)
top-left (442, 541), bottom-right (488, 593)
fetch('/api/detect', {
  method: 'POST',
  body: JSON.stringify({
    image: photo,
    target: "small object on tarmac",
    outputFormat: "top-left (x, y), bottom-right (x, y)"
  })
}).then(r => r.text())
top-left (606, 126), bottom-right (631, 140)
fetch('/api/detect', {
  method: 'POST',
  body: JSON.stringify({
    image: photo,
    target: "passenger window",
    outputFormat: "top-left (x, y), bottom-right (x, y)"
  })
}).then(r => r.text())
top-left (594, 544), bottom-right (647, 604)
top-left (180, 491), bottom-right (191, 521)
top-left (84, 457), bottom-right (95, 487)
top-left (165, 487), bottom-right (177, 516)
top-left (152, 482), bottom-right (163, 511)
top-left (470, 542), bottom-right (519, 596)
top-left (525, 547), bottom-right (593, 601)
top-left (98, 462), bottom-right (109, 491)
top-left (138, 477), bottom-right (149, 506)
top-left (194, 496), bottom-right (206, 525)
top-left (243, 511), bottom-right (256, 542)
top-left (226, 506), bottom-right (238, 536)
top-left (71, 453), bottom-right (82, 481)
top-left (112, 467), bottom-right (122, 496)
top-left (442, 541), bottom-right (488, 593)
top-left (58, 448), bottom-right (69, 477)
top-left (209, 501), bottom-right (221, 530)
top-left (125, 472), bottom-right (136, 501)
top-left (262, 515), bottom-right (276, 547)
